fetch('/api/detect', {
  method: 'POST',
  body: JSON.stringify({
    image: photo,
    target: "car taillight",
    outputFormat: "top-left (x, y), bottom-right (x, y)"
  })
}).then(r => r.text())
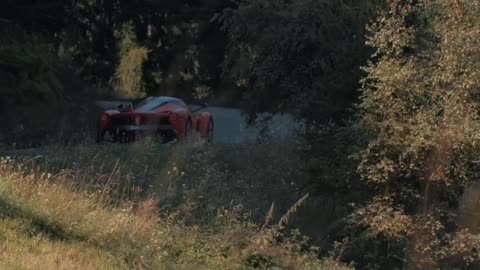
top-left (134, 116), bottom-right (142, 125)
top-left (100, 113), bottom-right (109, 122)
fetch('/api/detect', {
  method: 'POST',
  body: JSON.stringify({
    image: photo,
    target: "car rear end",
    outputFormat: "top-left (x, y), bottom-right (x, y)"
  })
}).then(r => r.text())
top-left (98, 112), bottom-right (177, 143)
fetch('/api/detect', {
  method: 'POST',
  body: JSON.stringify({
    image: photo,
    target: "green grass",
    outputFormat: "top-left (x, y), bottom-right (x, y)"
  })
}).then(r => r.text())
top-left (0, 142), bottom-right (353, 269)
top-left (0, 218), bottom-right (125, 270)
top-left (3, 141), bottom-right (309, 220)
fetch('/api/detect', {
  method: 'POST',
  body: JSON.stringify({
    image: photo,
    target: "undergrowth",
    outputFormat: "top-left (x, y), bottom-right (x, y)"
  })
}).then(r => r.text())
top-left (0, 142), bottom-right (352, 269)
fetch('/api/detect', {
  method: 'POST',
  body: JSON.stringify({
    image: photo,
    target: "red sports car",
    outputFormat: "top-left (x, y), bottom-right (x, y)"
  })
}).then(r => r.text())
top-left (96, 96), bottom-right (213, 143)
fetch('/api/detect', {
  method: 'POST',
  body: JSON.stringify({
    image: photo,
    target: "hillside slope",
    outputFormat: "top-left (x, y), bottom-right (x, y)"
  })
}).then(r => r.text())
top-left (0, 144), bottom-right (351, 269)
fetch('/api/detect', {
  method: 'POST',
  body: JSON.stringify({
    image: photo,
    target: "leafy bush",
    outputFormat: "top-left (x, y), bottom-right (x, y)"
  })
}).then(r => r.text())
top-left (0, 27), bottom-right (62, 107)
top-left (0, 24), bottom-right (99, 148)
top-left (347, 1), bottom-right (480, 268)
top-left (218, 0), bottom-right (383, 123)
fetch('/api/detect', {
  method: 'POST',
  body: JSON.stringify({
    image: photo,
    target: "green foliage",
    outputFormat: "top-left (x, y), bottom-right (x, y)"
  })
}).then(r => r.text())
top-left (1, 0), bottom-right (232, 101)
top-left (5, 141), bottom-right (310, 225)
top-left (0, 219), bottom-right (126, 269)
top-left (0, 27), bottom-right (65, 146)
top-left (219, 0), bottom-right (383, 123)
top-left (0, 144), bottom-right (351, 269)
top-left (0, 28), bottom-right (61, 107)
top-left (7, 0), bottom-right (480, 269)
top-left (349, 0), bottom-right (480, 268)
top-left (116, 22), bottom-right (139, 58)
top-left (112, 22), bottom-right (150, 99)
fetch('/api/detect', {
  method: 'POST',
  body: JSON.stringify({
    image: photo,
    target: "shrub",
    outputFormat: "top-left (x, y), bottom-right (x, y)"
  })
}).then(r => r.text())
top-left (349, 0), bottom-right (480, 268)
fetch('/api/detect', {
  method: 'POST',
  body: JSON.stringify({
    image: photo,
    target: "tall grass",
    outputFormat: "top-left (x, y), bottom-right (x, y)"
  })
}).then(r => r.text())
top-left (0, 143), bottom-right (353, 269)
top-left (0, 218), bottom-right (126, 269)
top-left (0, 155), bottom-right (159, 267)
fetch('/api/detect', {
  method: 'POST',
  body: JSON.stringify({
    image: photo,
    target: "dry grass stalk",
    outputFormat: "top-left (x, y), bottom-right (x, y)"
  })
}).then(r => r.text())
top-left (261, 202), bottom-right (276, 231)
top-left (278, 193), bottom-right (309, 230)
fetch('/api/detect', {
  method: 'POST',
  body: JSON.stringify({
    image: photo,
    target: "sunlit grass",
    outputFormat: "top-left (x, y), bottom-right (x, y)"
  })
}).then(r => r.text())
top-left (0, 219), bottom-right (126, 270)
top-left (0, 142), bottom-right (352, 269)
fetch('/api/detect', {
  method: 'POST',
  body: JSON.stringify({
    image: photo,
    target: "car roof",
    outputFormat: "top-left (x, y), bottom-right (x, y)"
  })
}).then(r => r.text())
top-left (144, 96), bottom-right (183, 103)
top-left (134, 96), bottom-right (186, 113)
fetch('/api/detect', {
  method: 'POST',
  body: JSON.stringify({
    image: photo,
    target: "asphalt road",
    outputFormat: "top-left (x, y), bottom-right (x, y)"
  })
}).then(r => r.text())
top-left (203, 106), bottom-right (296, 143)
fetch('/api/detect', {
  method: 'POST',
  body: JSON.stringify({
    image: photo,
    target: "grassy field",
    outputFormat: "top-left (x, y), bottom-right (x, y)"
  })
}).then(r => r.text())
top-left (0, 142), bottom-right (352, 269)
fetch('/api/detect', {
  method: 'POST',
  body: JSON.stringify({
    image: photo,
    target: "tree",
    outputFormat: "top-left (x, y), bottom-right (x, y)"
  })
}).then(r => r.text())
top-left (112, 22), bottom-right (149, 98)
top-left (219, 0), bottom-right (383, 124)
top-left (349, 0), bottom-right (480, 268)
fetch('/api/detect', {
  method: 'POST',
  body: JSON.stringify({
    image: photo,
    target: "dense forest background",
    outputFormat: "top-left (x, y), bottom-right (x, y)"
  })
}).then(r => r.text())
top-left (1, 0), bottom-right (480, 269)
top-left (0, 0), bottom-right (383, 145)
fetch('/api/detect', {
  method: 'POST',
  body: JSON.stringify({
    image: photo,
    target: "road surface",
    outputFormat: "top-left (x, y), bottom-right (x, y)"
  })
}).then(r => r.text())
top-left (204, 106), bottom-right (296, 143)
